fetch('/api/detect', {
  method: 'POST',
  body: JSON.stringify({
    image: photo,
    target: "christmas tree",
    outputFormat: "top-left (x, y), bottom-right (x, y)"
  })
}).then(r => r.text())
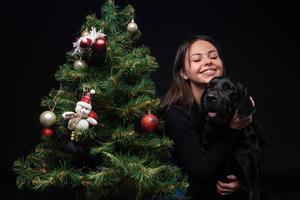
top-left (13, 1), bottom-right (186, 199)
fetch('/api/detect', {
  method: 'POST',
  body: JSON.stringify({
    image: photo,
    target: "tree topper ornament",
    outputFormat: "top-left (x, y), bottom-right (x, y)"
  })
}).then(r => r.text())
top-left (72, 27), bottom-right (106, 55)
top-left (62, 89), bottom-right (98, 141)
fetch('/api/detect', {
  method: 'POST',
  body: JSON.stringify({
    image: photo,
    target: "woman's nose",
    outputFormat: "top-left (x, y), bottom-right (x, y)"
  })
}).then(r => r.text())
top-left (203, 57), bottom-right (212, 65)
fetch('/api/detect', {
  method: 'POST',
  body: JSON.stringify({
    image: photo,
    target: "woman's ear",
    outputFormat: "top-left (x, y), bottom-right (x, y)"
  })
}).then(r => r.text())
top-left (179, 69), bottom-right (188, 80)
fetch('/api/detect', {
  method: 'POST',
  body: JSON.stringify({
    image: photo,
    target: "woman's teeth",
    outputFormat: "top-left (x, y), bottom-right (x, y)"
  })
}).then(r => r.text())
top-left (203, 69), bottom-right (216, 75)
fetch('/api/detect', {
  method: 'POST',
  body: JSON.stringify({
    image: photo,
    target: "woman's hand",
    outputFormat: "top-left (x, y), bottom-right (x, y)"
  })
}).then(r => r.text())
top-left (229, 97), bottom-right (255, 130)
top-left (216, 175), bottom-right (241, 196)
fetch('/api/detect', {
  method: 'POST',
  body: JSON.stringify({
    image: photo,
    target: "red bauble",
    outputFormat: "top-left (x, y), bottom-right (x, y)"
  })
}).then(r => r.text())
top-left (140, 114), bottom-right (159, 132)
top-left (80, 37), bottom-right (93, 48)
top-left (88, 111), bottom-right (98, 121)
top-left (94, 37), bottom-right (107, 51)
top-left (42, 128), bottom-right (55, 137)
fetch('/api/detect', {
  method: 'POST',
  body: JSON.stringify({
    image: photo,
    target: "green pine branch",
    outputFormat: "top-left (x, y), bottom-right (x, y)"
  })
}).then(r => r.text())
top-left (13, 0), bottom-right (187, 199)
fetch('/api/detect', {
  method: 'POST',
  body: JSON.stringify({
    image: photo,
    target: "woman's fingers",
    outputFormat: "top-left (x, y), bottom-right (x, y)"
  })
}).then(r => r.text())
top-left (216, 181), bottom-right (235, 196)
top-left (216, 182), bottom-right (235, 192)
top-left (216, 175), bottom-right (241, 196)
top-left (230, 112), bottom-right (252, 129)
top-left (217, 180), bottom-right (239, 190)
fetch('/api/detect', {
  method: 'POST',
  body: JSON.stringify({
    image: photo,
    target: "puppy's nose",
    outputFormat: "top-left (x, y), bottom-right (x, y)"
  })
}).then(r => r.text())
top-left (206, 93), bottom-right (217, 102)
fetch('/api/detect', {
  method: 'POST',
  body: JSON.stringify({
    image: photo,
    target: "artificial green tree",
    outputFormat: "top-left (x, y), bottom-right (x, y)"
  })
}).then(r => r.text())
top-left (13, 1), bottom-right (187, 200)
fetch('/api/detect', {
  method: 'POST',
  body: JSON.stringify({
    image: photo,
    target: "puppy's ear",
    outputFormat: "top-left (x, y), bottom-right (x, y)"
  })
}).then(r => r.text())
top-left (236, 84), bottom-right (255, 119)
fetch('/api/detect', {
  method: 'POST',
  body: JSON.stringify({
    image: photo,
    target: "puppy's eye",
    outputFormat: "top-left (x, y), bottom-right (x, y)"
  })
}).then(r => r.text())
top-left (224, 84), bottom-right (235, 91)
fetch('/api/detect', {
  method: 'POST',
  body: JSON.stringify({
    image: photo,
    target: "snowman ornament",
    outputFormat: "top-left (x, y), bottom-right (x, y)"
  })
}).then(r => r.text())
top-left (62, 89), bottom-right (97, 141)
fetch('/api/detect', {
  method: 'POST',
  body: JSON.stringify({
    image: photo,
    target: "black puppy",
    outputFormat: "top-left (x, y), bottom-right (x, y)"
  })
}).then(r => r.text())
top-left (202, 76), bottom-right (255, 127)
top-left (200, 76), bottom-right (268, 200)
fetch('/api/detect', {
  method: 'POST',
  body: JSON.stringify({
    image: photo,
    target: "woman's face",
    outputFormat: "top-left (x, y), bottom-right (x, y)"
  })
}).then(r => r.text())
top-left (181, 39), bottom-right (224, 85)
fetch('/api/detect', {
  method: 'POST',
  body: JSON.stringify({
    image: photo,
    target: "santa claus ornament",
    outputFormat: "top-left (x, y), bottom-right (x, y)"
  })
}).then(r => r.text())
top-left (62, 89), bottom-right (98, 141)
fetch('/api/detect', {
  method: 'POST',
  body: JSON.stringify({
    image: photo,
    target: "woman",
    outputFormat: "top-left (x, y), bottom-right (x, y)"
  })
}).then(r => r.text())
top-left (163, 35), bottom-right (268, 199)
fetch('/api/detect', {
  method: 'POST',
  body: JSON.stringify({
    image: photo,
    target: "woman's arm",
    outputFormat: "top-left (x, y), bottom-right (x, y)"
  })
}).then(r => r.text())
top-left (166, 105), bottom-right (239, 184)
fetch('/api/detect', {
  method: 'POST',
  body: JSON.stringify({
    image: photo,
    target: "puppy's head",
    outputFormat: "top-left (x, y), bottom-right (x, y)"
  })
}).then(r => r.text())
top-left (201, 76), bottom-right (254, 126)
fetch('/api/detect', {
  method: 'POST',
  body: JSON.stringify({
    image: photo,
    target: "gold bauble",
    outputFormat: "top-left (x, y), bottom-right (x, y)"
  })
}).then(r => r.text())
top-left (74, 59), bottom-right (87, 69)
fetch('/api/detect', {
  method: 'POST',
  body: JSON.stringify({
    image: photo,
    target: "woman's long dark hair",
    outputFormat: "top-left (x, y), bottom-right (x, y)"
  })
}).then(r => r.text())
top-left (162, 35), bottom-right (225, 110)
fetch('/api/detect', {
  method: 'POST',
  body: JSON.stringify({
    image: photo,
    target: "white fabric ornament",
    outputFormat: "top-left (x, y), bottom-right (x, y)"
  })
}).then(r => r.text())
top-left (62, 90), bottom-right (97, 137)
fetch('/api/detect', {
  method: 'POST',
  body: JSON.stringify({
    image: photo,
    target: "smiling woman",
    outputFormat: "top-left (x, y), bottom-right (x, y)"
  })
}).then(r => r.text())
top-left (162, 34), bottom-right (269, 200)
top-left (179, 39), bottom-right (224, 105)
top-left (163, 35), bottom-right (225, 109)
top-left (182, 40), bottom-right (224, 83)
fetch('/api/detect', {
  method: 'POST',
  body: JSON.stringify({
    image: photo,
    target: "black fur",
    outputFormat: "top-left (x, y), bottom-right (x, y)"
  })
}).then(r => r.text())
top-left (200, 76), bottom-right (269, 200)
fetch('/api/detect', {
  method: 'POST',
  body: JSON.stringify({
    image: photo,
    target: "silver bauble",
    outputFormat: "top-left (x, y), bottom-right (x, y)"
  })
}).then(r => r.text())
top-left (81, 30), bottom-right (90, 37)
top-left (127, 20), bottom-right (138, 32)
top-left (39, 111), bottom-right (57, 127)
top-left (74, 59), bottom-right (87, 69)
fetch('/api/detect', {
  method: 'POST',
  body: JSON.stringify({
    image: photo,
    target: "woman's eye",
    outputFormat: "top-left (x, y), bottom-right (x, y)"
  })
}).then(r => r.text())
top-left (192, 58), bottom-right (201, 62)
top-left (209, 52), bottom-right (218, 59)
top-left (209, 54), bottom-right (218, 59)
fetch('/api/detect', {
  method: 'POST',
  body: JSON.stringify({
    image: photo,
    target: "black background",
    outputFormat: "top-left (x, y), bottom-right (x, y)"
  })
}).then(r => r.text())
top-left (3, 0), bottom-right (300, 199)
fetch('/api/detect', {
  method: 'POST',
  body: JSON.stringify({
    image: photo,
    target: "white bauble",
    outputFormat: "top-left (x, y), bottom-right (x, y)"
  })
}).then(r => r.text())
top-left (39, 111), bottom-right (57, 127)
top-left (127, 20), bottom-right (138, 32)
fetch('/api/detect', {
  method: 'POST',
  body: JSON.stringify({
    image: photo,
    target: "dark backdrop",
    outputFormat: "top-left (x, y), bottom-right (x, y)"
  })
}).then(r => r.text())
top-left (3, 0), bottom-right (299, 199)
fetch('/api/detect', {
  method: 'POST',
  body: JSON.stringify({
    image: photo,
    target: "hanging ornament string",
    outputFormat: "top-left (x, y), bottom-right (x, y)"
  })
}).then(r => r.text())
top-left (39, 82), bottom-right (64, 129)
top-left (50, 100), bottom-right (57, 112)
top-left (53, 82), bottom-right (65, 109)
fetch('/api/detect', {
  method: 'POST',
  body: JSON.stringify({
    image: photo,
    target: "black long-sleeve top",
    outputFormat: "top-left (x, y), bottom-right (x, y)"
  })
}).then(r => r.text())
top-left (165, 103), bottom-right (242, 199)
